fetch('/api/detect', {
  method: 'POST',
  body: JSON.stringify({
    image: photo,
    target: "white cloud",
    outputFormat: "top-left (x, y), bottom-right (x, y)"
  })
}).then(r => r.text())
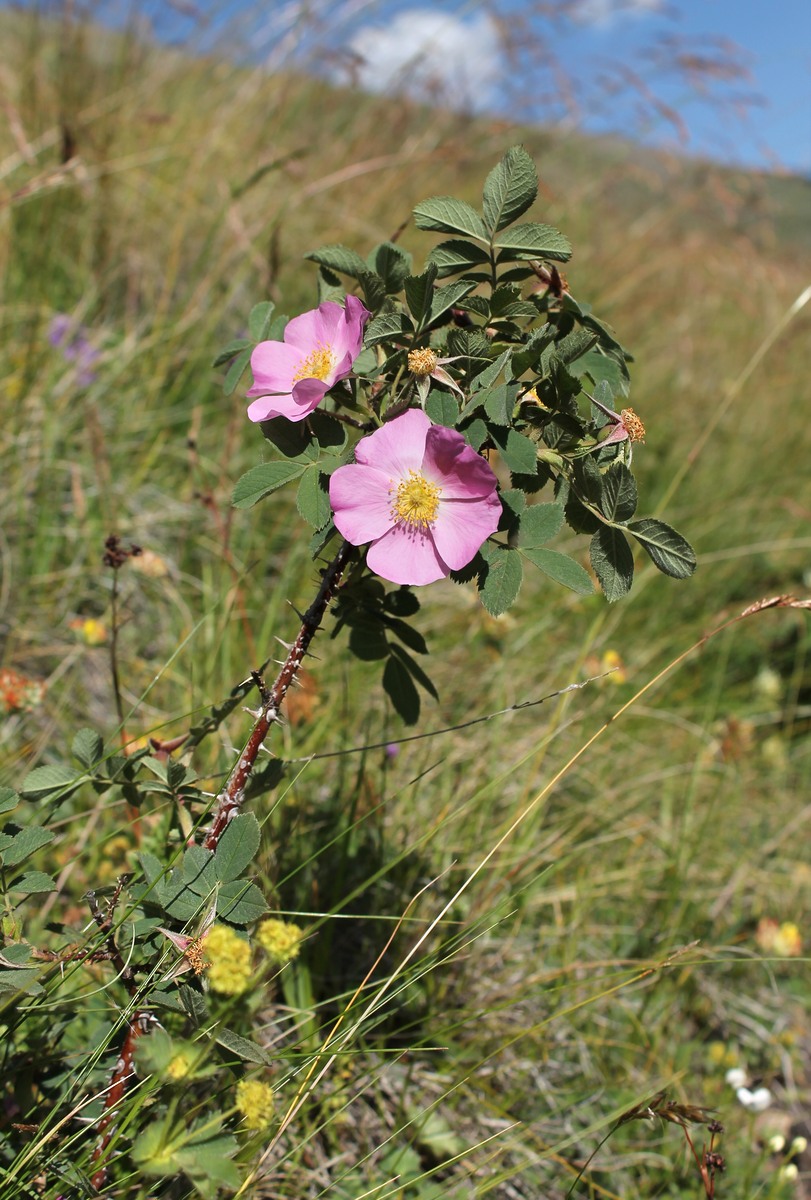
top-left (345, 7), bottom-right (503, 112)
top-left (570, 0), bottom-right (666, 28)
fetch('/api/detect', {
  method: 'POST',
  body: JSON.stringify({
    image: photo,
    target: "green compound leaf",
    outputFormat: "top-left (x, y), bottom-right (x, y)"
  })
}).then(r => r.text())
top-left (590, 525), bottom-right (635, 602)
top-left (428, 279), bottom-right (476, 326)
top-left (403, 263), bottom-right (439, 325)
top-left (427, 239), bottom-right (491, 278)
top-left (490, 426), bottom-right (537, 474)
top-left (628, 518), bottom-right (697, 579)
top-left (72, 728), bottom-right (104, 769)
top-left (216, 880), bottom-right (268, 926)
top-left (212, 337), bottom-right (251, 368)
top-left (425, 391), bottom-right (459, 427)
top-left (213, 814), bottom-right (261, 884)
top-left (223, 345), bottom-right (253, 396)
top-left (482, 145), bottom-right (539, 234)
top-left (367, 241), bottom-right (413, 293)
top-left (522, 547), bottom-right (594, 595)
top-left (600, 462), bottom-right (638, 523)
top-left (9, 871), bottom-right (56, 895)
top-left (494, 222), bottom-right (572, 262)
top-left (232, 461), bottom-right (306, 509)
top-left (364, 309), bottom-right (415, 347)
top-left (248, 300), bottom-right (275, 342)
top-left (479, 543), bottom-right (523, 616)
top-left (382, 653), bottom-right (420, 725)
top-left (296, 468), bottom-right (332, 531)
top-left (20, 764), bottom-right (84, 803)
top-left (413, 196), bottom-right (488, 241)
top-left (215, 1026), bottom-right (272, 1065)
top-left (0, 825), bottom-right (54, 867)
top-left (517, 502), bottom-right (564, 547)
top-left (0, 788), bottom-right (20, 815)
top-left (304, 243), bottom-right (370, 279)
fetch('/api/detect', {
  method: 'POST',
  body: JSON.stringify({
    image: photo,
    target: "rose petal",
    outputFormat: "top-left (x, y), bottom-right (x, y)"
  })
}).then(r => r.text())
top-left (247, 342), bottom-right (302, 396)
top-left (366, 523), bottom-right (447, 586)
top-left (423, 425), bottom-right (499, 499)
top-left (355, 409), bottom-right (429, 478)
top-left (432, 494), bottom-right (502, 569)
top-left (330, 464), bottom-right (396, 544)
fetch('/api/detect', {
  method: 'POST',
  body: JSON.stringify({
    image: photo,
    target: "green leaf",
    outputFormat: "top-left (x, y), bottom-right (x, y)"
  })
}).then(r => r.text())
top-left (600, 463), bottom-right (638, 523)
top-left (460, 417), bottom-right (489, 451)
top-left (215, 1026), bottom-right (272, 1065)
top-left (628, 519), bottom-right (697, 579)
top-left (428, 279), bottom-right (476, 326)
top-left (9, 871), bottom-right (56, 895)
top-left (248, 300), bottom-right (275, 342)
top-left (368, 241), bottom-right (412, 293)
top-left (382, 654), bottom-right (420, 725)
top-left (413, 196), bottom-right (488, 240)
top-left (358, 269), bottom-right (387, 312)
top-left (590, 526), bottom-right (634, 601)
top-left (232, 461), bottom-right (306, 509)
top-left (296, 469), bottom-right (332, 530)
top-left (424, 391), bottom-right (459, 426)
top-left (490, 426), bottom-right (537, 473)
top-left (479, 544), bottom-right (522, 616)
top-left (573, 346), bottom-right (630, 398)
top-left (0, 825), bottom-right (54, 867)
top-left (212, 337), bottom-right (252, 368)
top-left (427, 239), bottom-right (491, 278)
top-left (482, 384), bottom-right (517, 426)
top-left (471, 349), bottom-right (513, 393)
top-left (518, 502), bottom-right (564, 547)
top-left (0, 968), bottom-right (42, 995)
top-left (494, 223), bottom-right (572, 262)
top-left (364, 310), bottom-right (415, 347)
top-left (522, 547), bottom-right (594, 595)
top-left (0, 788), bottom-right (19, 815)
top-left (223, 346), bottom-right (253, 396)
top-left (216, 880), bottom-right (268, 925)
top-left (384, 617), bottom-right (428, 656)
top-left (20, 764), bottom-right (83, 803)
top-left (213, 814), bottom-right (261, 884)
top-left (404, 264), bottom-right (439, 326)
top-left (482, 145), bottom-right (539, 234)
top-left (555, 327), bottom-right (598, 365)
top-left (304, 243), bottom-right (369, 278)
top-left (139, 851), bottom-right (166, 889)
top-left (72, 728), bottom-right (103, 769)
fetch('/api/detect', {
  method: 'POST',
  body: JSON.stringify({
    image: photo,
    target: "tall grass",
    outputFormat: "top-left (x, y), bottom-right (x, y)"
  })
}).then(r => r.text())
top-left (1, 4), bottom-right (810, 1198)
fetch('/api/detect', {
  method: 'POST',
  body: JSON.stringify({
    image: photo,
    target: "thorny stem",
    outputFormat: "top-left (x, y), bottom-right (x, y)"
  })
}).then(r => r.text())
top-left (89, 542), bottom-right (353, 1187)
top-left (109, 569), bottom-right (126, 746)
top-left (202, 540), bottom-right (354, 850)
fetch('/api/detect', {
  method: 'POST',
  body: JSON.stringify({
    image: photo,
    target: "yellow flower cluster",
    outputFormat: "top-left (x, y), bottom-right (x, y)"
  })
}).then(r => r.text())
top-left (236, 1079), bottom-right (275, 1131)
top-left (204, 924), bottom-right (253, 995)
top-left (256, 918), bottom-right (304, 966)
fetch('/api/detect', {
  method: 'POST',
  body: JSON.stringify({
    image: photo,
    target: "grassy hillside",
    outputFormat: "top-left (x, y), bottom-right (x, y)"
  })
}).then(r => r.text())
top-left (1, 7), bottom-right (810, 1199)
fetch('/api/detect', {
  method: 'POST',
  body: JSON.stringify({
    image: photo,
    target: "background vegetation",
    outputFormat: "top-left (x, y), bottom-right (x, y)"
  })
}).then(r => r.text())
top-left (1, 3), bottom-right (810, 1196)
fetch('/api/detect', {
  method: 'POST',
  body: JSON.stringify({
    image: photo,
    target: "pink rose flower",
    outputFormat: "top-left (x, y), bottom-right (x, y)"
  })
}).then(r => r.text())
top-left (246, 295), bottom-right (370, 423)
top-left (330, 409), bottom-right (501, 586)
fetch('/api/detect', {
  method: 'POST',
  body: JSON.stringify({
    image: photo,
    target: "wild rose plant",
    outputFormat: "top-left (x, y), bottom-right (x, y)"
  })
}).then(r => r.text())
top-left (225, 145), bottom-right (695, 720)
top-left (4, 148), bottom-right (697, 1198)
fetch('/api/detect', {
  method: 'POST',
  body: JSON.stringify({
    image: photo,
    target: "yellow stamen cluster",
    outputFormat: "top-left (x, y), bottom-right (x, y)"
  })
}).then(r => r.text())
top-left (256, 918), bottom-right (304, 966)
top-left (393, 471), bottom-right (441, 529)
top-left (293, 343), bottom-right (336, 383)
top-left (621, 408), bottom-right (646, 443)
top-left (407, 348), bottom-right (438, 378)
top-left (185, 937), bottom-right (209, 976)
top-left (236, 1079), bottom-right (276, 1131)
top-left (166, 1050), bottom-right (196, 1081)
top-left (204, 924), bottom-right (252, 995)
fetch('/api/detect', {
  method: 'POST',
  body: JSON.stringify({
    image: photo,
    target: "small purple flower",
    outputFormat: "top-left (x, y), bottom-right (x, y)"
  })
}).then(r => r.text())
top-left (48, 313), bottom-right (100, 386)
top-left (48, 314), bottom-right (72, 348)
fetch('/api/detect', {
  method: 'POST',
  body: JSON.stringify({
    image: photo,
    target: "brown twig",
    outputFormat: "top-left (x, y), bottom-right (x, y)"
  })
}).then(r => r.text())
top-left (202, 540), bottom-right (354, 850)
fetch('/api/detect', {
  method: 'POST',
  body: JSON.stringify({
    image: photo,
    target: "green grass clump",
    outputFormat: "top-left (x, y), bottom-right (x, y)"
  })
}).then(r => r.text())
top-left (1, 6), bottom-right (810, 1199)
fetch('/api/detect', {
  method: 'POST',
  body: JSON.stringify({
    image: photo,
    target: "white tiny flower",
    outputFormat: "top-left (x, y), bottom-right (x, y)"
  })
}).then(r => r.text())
top-left (737, 1085), bottom-right (773, 1113)
top-left (726, 1067), bottom-right (748, 1089)
top-left (779, 1163), bottom-right (799, 1182)
top-left (790, 1136), bottom-right (808, 1155)
top-left (768, 1134), bottom-right (787, 1153)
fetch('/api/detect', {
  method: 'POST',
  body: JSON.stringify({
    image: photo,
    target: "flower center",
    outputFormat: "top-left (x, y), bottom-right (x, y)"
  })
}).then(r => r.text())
top-left (393, 470), bottom-right (442, 529)
top-left (620, 408), bottom-right (646, 443)
top-left (293, 343), bottom-right (336, 383)
top-left (407, 348), bottom-right (438, 378)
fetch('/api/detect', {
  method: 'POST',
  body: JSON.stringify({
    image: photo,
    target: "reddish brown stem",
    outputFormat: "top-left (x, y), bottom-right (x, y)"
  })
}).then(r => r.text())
top-left (202, 540), bottom-right (354, 850)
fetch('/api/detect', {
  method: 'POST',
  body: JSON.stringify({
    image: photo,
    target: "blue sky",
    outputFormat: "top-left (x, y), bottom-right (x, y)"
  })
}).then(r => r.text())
top-left (13, 1), bottom-right (811, 175)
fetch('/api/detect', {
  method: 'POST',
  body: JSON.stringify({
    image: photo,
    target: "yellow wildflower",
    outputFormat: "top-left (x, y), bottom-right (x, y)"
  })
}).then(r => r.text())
top-left (236, 1079), bottom-right (275, 1131)
top-left (204, 924), bottom-right (253, 995)
top-left (256, 918), bottom-right (304, 966)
